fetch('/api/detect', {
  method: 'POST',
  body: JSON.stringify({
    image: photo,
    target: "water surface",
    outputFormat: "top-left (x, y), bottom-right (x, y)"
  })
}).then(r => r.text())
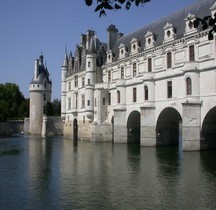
top-left (0, 136), bottom-right (216, 209)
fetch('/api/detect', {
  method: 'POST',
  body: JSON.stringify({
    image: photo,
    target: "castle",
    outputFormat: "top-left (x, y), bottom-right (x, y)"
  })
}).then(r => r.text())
top-left (60, 0), bottom-right (216, 151)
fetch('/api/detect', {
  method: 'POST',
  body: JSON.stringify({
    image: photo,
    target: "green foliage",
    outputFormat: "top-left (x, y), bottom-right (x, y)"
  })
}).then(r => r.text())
top-left (85, 0), bottom-right (150, 16)
top-left (0, 83), bottom-right (29, 121)
top-left (45, 99), bottom-right (61, 116)
top-left (193, 13), bottom-right (216, 40)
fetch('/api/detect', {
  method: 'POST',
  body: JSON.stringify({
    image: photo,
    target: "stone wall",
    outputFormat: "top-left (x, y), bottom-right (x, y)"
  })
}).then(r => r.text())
top-left (0, 122), bottom-right (24, 137)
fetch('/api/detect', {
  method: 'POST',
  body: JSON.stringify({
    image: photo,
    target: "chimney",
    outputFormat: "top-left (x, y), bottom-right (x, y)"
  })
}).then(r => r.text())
top-left (34, 59), bottom-right (39, 80)
top-left (107, 25), bottom-right (118, 50)
top-left (86, 30), bottom-right (95, 50)
top-left (80, 33), bottom-right (86, 48)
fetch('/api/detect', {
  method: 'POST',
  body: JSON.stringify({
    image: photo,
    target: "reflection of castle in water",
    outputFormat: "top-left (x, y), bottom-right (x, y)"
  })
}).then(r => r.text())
top-left (60, 0), bottom-right (216, 151)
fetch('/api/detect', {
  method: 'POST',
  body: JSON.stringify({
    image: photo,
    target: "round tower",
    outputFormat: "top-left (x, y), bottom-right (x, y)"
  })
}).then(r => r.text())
top-left (61, 52), bottom-right (68, 120)
top-left (29, 54), bottom-right (52, 135)
top-left (85, 36), bottom-right (97, 121)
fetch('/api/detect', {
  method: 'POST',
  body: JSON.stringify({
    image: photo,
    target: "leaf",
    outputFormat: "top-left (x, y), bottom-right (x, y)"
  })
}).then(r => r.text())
top-left (126, 1), bottom-right (131, 10)
top-left (193, 19), bottom-right (199, 28)
top-left (208, 31), bottom-right (214, 40)
top-left (115, 4), bottom-right (121, 9)
top-left (209, 18), bottom-right (215, 26)
top-left (85, 0), bottom-right (93, 6)
top-left (213, 25), bottom-right (216, 32)
top-left (118, 0), bottom-right (126, 3)
top-left (95, 4), bottom-right (102, 12)
top-left (99, 9), bottom-right (107, 17)
top-left (202, 22), bottom-right (208, 30)
top-left (104, 2), bottom-right (114, 10)
top-left (135, 0), bottom-right (141, 6)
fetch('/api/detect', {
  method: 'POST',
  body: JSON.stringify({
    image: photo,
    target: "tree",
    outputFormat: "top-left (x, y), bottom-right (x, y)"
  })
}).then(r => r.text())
top-left (85, 0), bottom-right (215, 40)
top-left (84, 0), bottom-right (150, 17)
top-left (0, 83), bottom-right (28, 121)
top-left (45, 99), bottom-right (61, 116)
top-left (193, 13), bottom-right (216, 40)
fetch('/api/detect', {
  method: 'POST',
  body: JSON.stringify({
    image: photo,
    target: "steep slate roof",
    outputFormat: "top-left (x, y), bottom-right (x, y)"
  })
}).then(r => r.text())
top-left (30, 55), bottom-right (52, 85)
top-left (112, 0), bottom-right (215, 60)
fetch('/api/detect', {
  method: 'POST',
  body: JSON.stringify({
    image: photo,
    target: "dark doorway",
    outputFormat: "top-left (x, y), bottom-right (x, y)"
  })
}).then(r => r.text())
top-left (156, 107), bottom-right (182, 146)
top-left (127, 111), bottom-right (140, 144)
top-left (202, 107), bottom-right (216, 149)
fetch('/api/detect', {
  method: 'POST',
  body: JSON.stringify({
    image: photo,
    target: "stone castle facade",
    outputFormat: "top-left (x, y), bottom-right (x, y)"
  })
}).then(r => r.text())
top-left (61, 0), bottom-right (216, 150)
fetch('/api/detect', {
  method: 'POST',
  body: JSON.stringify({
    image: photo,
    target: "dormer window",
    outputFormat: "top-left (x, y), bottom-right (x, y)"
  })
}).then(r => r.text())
top-left (184, 13), bottom-right (197, 35)
top-left (145, 31), bottom-right (155, 49)
top-left (130, 38), bottom-right (140, 55)
top-left (163, 23), bottom-right (176, 43)
top-left (107, 49), bottom-right (113, 64)
top-left (119, 43), bottom-right (126, 59)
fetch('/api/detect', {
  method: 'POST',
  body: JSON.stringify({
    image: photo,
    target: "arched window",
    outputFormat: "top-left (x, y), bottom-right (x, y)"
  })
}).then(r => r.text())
top-left (144, 85), bottom-right (148, 100)
top-left (117, 90), bottom-right (120, 103)
top-left (186, 77), bottom-right (192, 95)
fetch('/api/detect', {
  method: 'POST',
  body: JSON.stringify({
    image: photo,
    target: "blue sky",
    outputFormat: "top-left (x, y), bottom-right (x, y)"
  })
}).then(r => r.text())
top-left (0, 0), bottom-right (198, 100)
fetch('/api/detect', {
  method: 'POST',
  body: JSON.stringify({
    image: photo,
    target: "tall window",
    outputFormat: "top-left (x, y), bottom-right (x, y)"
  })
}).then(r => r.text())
top-left (108, 71), bottom-right (111, 83)
top-left (88, 61), bottom-right (90, 67)
top-left (133, 63), bottom-right (137, 77)
top-left (133, 87), bottom-right (137, 102)
top-left (117, 90), bottom-right (120, 103)
top-left (167, 81), bottom-right (172, 98)
top-left (74, 75), bottom-right (78, 87)
top-left (82, 77), bottom-right (85, 87)
top-left (43, 94), bottom-right (46, 101)
top-left (81, 95), bottom-right (85, 108)
top-left (189, 45), bottom-right (195, 61)
top-left (148, 58), bottom-right (152, 72)
top-left (144, 85), bottom-right (148, 100)
top-left (167, 52), bottom-right (172, 69)
top-left (68, 97), bottom-right (71, 109)
top-left (75, 93), bottom-right (78, 108)
top-left (68, 82), bottom-right (71, 91)
top-left (186, 77), bottom-right (192, 95)
top-left (121, 67), bottom-right (124, 79)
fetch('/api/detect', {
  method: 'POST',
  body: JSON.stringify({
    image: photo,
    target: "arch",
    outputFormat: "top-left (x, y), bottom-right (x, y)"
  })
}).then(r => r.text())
top-left (127, 111), bottom-right (140, 144)
top-left (156, 107), bottom-right (182, 146)
top-left (202, 106), bottom-right (216, 149)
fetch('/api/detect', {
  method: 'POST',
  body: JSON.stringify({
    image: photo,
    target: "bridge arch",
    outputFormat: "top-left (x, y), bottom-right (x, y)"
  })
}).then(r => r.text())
top-left (202, 106), bottom-right (216, 149)
top-left (127, 110), bottom-right (140, 144)
top-left (156, 107), bottom-right (182, 146)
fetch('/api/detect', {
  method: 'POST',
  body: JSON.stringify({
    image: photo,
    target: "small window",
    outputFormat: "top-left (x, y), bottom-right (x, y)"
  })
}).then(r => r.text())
top-left (103, 97), bottom-right (105, 105)
top-left (189, 45), bottom-right (195, 61)
top-left (108, 71), bottom-right (111, 83)
top-left (167, 30), bottom-right (171, 37)
top-left (186, 77), bottom-right (192, 95)
top-left (44, 94), bottom-right (46, 101)
top-left (167, 81), bottom-right (172, 98)
top-left (167, 52), bottom-right (172, 69)
top-left (133, 63), bottom-right (137, 77)
top-left (87, 100), bottom-right (90, 106)
top-left (148, 38), bottom-right (151, 44)
top-left (88, 61), bottom-right (90, 67)
top-left (188, 21), bottom-right (193, 29)
top-left (68, 82), bottom-right (71, 91)
top-left (144, 85), bottom-right (148, 100)
top-left (108, 93), bottom-right (111, 105)
top-left (121, 67), bottom-right (124, 79)
top-left (117, 90), bottom-right (120, 104)
top-left (121, 49), bottom-right (124, 55)
top-left (133, 87), bottom-right (137, 102)
top-left (88, 79), bottom-right (90, 85)
top-left (148, 58), bottom-right (152, 72)
top-left (133, 44), bottom-right (136, 50)
top-left (75, 76), bottom-right (78, 87)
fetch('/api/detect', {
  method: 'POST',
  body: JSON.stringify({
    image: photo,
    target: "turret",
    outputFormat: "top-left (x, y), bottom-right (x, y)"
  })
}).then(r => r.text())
top-left (85, 36), bottom-right (97, 121)
top-left (61, 52), bottom-right (68, 119)
top-left (29, 54), bottom-right (52, 135)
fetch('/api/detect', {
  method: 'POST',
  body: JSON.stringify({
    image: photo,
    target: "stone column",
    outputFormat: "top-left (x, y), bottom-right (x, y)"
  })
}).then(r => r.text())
top-left (113, 108), bottom-right (127, 143)
top-left (182, 102), bottom-right (201, 151)
top-left (140, 106), bottom-right (156, 146)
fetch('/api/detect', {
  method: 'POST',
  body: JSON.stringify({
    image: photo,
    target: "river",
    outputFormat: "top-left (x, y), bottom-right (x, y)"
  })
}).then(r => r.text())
top-left (0, 136), bottom-right (216, 209)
